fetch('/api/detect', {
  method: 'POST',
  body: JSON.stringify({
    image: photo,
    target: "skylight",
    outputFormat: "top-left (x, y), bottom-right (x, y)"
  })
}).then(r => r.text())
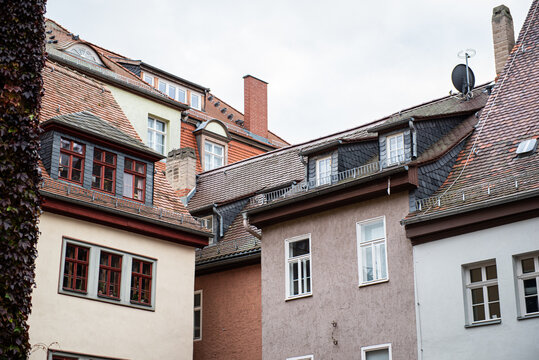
top-left (515, 138), bottom-right (537, 157)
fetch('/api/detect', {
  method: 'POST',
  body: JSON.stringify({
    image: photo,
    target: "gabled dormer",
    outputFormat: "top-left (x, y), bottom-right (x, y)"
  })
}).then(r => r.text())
top-left (193, 119), bottom-right (231, 171)
top-left (40, 111), bottom-right (164, 206)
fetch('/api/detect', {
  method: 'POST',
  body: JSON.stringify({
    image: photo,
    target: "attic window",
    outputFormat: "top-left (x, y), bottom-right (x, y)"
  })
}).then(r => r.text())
top-left (516, 139), bottom-right (537, 157)
top-left (66, 44), bottom-right (104, 66)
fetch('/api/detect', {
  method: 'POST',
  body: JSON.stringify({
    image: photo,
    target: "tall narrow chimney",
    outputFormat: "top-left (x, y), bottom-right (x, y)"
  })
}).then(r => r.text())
top-left (492, 5), bottom-right (515, 76)
top-left (243, 75), bottom-right (268, 138)
top-left (166, 147), bottom-right (197, 195)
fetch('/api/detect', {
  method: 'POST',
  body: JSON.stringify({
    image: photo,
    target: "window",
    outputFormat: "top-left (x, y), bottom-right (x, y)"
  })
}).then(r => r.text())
top-left (315, 157), bottom-right (331, 186)
top-left (204, 141), bottom-right (224, 170)
top-left (464, 261), bottom-right (501, 324)
top-left (130, 259), bottom-right (153, 305)
top-left (147, 117), bottom-right (166, 155)
top-left (285, 235), bottom-right (312, 299)
top-left (59, 138), bottom-right (85, 183)
top-left (59, 239), bottom-right (156, 309)
top-left (178, 88), bottom-right (187, 103)
top-left (168, 85), bottom-right (176, 99)
top-left (357, 217), bottom-right (388, 285)
top-left (361, 344), bottom-right (392, 360)
top-left (191, 92), bottom-right (202, 110)
top-left (62, 243), bottom-right (89, 293)
top-left (158, 80), bottom-right (166, 94)
top-left (516, 253), bottom-right (539, 316)
top-left (98, 252), bottom-right (122, 299)
top-left (143, 73), bottom-right (154, 86)
top-left (194, 290), bottom-right (202, 340)
top-left (123, 158), bottom-right (146, 202)
top-left (287, 356), bottom-right (313, 360)
top-left (386, 133), bottom-right (404, 164)
top-left (50, 351), bottom-right (116, 360)
top-left (92, 148), bottom-right (116, 193)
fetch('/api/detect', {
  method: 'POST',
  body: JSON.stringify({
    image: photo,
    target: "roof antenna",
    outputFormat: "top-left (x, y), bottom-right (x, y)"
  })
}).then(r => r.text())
top-left (452, 49), bottom-right (476, 99)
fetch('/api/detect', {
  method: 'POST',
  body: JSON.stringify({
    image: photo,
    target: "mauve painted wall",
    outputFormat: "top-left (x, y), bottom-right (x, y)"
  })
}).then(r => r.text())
top-left (194, 264), bottom-right (262, 360)
top-left (261, 191), bottom-right (417, 359)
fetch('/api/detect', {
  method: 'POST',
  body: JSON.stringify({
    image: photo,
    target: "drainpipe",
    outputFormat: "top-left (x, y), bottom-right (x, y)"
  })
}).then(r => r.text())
top-left (242, 213), bottom-right (262, 240)
top-left (212, 204), bottom-right (224, 238)
top-left (410, 118), bottom-right (418, 158)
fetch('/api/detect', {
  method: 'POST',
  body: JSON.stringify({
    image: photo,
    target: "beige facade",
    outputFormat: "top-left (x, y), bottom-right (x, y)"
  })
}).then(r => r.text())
top-left (29, 212), bottom-right (196, 360)
top-left (261, 191), bottom-right (417, 359)
top-left (108, 85), bottom-right (183, 155)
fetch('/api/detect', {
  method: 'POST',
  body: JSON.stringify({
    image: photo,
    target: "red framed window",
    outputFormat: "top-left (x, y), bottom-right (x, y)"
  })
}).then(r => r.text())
top-left (98, 251), bottom-right (122, 299)
top-left (92, 149), bottom-right (116, 193)
top-left (123, 158), bottom-right (146, 202)
top-left (58, 138), bottom-right (85, 183)
top-left (131, 259), bottom-right (152, 305)
top-left (63, 243), bottom-right (89, 293)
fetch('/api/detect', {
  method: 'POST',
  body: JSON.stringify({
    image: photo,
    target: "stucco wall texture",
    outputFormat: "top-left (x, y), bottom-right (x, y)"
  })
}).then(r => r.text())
top-left (29, 212), bottom-right (196, 360)
top-left (194, 264), bottom-right (262, 360)
top-left (261, 191), bottom-right (417, 359)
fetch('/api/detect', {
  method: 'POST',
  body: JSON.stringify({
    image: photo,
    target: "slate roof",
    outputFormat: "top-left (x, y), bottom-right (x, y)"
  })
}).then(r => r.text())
top-left (405, 0), bottom-right (539, 221)
top-left (42, 111), bottom-right (163, 159)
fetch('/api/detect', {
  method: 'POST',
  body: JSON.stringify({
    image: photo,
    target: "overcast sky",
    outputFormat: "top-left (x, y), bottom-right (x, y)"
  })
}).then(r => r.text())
top-left (45, 1), bottom-right (530, 144)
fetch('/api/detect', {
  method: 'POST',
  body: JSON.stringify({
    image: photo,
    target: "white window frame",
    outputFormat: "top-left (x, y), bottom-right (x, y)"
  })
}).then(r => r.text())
top-left (58, 238), bottom-right (157, 310)
top-left (463, 260), bottom-right (501, 325)
top-left (361, 343), bottom-right (392, 360)
top-left (147, 117), bottom-right (166, 155)
top-left (287, 356), bottom-right (314, 360)
top-left (356, 216), bottom-right (389, 286)
top-left (194, 290), bottom-right (203, 341)
top-left (386, 133), bottom-right (405, 165)
top-left (177, 87), bottom-right (187, 104)
top-left (142, 73), bottom-right (154, 86)
top-left (203, 140), bottom-right (225, 171)
top-left (191, 92), bottom-right (202, 110)
top-left (285, 234), bottom-right (312, 300)
top-left (315, 156), bottom-right (331, 186)
top-left (515, 253), bottom-right (539, 317)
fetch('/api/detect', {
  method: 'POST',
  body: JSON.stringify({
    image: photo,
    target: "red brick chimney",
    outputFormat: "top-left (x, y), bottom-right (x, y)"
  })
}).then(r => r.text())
top-left (243, 75), bottom-right (268, 138)
top-left (492, 5), bottom-right (515, 76)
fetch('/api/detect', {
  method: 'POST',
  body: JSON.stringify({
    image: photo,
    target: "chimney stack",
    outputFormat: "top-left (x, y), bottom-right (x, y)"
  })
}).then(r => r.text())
top-left (492, 5), bottom-right (515, 76)
top-left (166, 147), bottom-right (197, 195)
top-left (243, 75), bottom-right (268, 138)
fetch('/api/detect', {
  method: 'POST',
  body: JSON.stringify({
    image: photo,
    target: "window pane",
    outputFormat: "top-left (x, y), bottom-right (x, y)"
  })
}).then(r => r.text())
top-left (522, 258), bottom-right (535, 273)
top-left (191, 94), bottom-right (200, 109)
top-left (94, 148), bottom-right (102, 160)
top-left (377, 242), bottom-right (387, 279)
top-left (471, 288), bottom-right (484, 305)
top-left (194, 293), bottom-right (201, 307)
top-left (155, 120), bottom-right (165, 132)
top-left (168, 85), bottom-right (176, 99)
top-left (525, 295), bottom-right (539, 314)
top-left (194, 310), bottom-right (201, 338)
top-left (290, 239), bottom-right (309, 257)
top-left (178, 89), bottom-right (186, 103)
top-left (143, 74), bottom-right (153, 85)
top-left (71, 169), bottom-right (81, 182)
top-left (158, 81), bottom-right (166, 93)
top-left (104, 167), bottom-right (114, 180)
top-left (72, 142), bottom-right (84, 154)
top-left (487, 285), bottom-right (499, 302)
top-left (104, 179), bottom-right (113, 192)
top-left (125, 158), bottom-right (133, 170)
top-left (60, 138), bottom-right (71, 149)
top-left (305, 259), bottom-right (311, 293)
top-left (123, 173), bottom-right (133, 197)
top-left (215, 156), bottom-right (223, 167)
top-left (72, 157), bottom-right (82, 170)
top-left (59, 153), bottom-right (70, 166)
top-left (362, 221), bottom-right (384, 242)
top-left (365, 349), bottom-right (390, 360)
top-left (104, 152), bottom-right (115, 165)
top-left (473, 304), bottom-right (486, 321)
top-left (486, 264), bottom-right (497, 280)
top-left (290, 262), bottom-right (299, 295)
top-left (524, 278), bottom-right (538, 296)
top-left (362, 245), bottom-right (373, 282)
top-left (214, 145), bottom-right (223, 156)
top-left (489, 301), bottom-right (501, 319)
top-left (135, 162), bottom-right (145, 174)
top-left (142, 262), bottom-right (152, 275)
top-left (205, 142), bottom-right (212, 152)
top-left (470, 268), bottom-right (482, 283)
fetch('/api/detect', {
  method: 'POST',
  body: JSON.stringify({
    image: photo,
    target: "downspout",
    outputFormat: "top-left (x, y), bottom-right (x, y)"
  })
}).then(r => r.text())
top-left (212, 204), bottom-right (224, 238)
top-left (409, 117), bottom-right (417, 159)
top-left (242, 212), bottom-right (262, 240)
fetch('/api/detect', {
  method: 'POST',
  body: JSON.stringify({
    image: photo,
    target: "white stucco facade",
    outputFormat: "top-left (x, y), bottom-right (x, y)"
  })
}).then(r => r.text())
top-left (108, 85), bottom-right (183, 155)
top-left (29, 212), bottom-right (196, 360)
top-left (413, 217), bottom-right (539, 360)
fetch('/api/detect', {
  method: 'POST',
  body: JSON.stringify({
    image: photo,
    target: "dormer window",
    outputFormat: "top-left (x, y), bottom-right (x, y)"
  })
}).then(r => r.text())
top-left (147, 117), bottom-right (166, 155)
top-left (123, 158), bottom-right (146, 202)
top-left (59, 138), bottom-right (85, 184)
top-left (316, 157), bottom-right (332, 186)
top-left (143, 74), bottom-right (154, 86)
top-left (65, 44), bottom-right (104, 65)
top-left (204, 141), bottom-right (224, 170)
top-left (191, 93), bottom-right (202, 110)
top-left (92, 149), bottom-right (116, 193)
top-left (387, 133), bottom-right (404, 164)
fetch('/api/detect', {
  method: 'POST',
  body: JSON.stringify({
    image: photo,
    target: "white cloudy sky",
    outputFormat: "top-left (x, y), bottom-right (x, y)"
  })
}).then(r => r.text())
top-left (45, 0), bottom-right (531, 144)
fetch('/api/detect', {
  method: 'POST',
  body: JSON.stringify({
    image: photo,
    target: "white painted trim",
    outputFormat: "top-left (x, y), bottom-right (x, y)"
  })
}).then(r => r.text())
top-left (515, 252), bottom-right (539, 317)
top-left (286, 355), bottom-right (314, 360)
top-left (194, 290), bottom-right (203, 341)
top-left (191, 92), bottom-right (202, 110)
top-left (284, 234), bottom-right (312, 300)
top-left (386, 132), bottom-right (404, 164)
top-left (356, 216), bottom-right (389, 286)
top-left (360, 343), bottom-right (392, 360)
top-left (462, 260), bottom-right (500, 325)
top-left (315, 156), bottom-right (331, 186)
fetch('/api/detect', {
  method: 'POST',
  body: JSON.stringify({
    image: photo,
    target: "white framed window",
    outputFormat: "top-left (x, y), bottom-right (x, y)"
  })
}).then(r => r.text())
top-left (361, 343), bottom-right (392, 360)
top-left (285, 234), bottom-right (312, 299)
top-left (143, 73), bottom-right (154, 86)
top-left (315, 157), bottom-right (331, 186)
top-left (386, 133), bottom-right (404, 164)
top-left (287, 356), bottom-right (313, 360)
top-left (158, 80), bottom-right (167, 94)
top-left (147, 117), bottom-right (166, 155)
top-left (194, 290), bottom-right (202, 341)
top-left (59, 238), bottom-right (156, 310)
top-left (178, 88), bottom-right (187, 103)
top-left (516, 253), bottom-right (539, 316)
top-left (191, 92), bottom-right (202, 110)
top-left (464, 261), bottom-right (501, 324)
top-left (357, 217), bottom-right (388, 286)
top-left (204, 140), bottom-right (224, 171)
top-left (168, 84), bottom-right (176, 99)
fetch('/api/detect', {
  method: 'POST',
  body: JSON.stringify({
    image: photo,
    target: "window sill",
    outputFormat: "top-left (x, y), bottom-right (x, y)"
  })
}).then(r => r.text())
top-left (464, 318), bottom-right (501, 328)
top-left (285, 293), bottom-right (312, 302)
top-left (59, 289), bottom-right (155, 311)
top-left (359, 278), bottom-right (389, 288)
top-left (517, 313), bottom-right (539, 321)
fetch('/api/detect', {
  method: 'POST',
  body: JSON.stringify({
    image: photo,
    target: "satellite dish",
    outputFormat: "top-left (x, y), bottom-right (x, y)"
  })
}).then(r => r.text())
top-left (451, 64), bottom-right (475, 94)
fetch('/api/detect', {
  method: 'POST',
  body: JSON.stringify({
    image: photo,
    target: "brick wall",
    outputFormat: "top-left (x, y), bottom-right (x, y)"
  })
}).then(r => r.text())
top-left (243, 76), bottom-right (268, 138)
